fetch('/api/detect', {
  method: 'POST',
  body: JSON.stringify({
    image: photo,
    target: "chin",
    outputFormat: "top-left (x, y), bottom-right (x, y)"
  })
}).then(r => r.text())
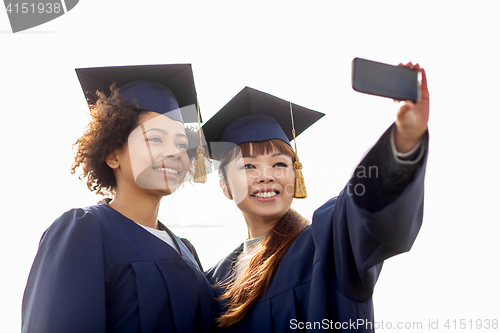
top-left (247, 207), bottom-right (288, 221)
top-left (135, 169), bottom-right (185, 192)
top-left (155, 188), bottom-right (174, 196)
top-left (149, 183), bottom-right (181, 197)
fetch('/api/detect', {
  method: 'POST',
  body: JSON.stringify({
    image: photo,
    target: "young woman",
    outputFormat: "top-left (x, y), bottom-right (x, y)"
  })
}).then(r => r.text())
top-left (22, 65), bottom-right (214, 333)
top-left (204, 64), bottom-right (429, 332)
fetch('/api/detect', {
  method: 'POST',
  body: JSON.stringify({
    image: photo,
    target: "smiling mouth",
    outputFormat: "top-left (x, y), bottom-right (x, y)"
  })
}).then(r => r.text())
top-left (153, 167), bottom-right (179, 175)
top-left (251, 191), bottom-right (278, 198)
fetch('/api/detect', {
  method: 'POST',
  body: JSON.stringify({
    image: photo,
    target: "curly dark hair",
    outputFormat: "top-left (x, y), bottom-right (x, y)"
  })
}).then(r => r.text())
top-left (71, 84), bottom-right (198, 195)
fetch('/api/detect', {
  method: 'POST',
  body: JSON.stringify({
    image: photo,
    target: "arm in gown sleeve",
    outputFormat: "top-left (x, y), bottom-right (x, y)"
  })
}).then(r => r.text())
top-left (312, 123), bottom-right (428, 301)
top-left (22, 208), bottom-right (107, 333)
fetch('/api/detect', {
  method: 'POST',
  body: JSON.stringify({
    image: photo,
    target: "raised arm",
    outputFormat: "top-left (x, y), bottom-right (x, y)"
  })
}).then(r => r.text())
top-left (311, 63), bottom-right (430, 301)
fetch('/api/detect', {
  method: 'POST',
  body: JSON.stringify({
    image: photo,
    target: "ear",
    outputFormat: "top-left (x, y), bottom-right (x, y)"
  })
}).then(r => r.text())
top-left (106, 151), bottom-right (120, 169)
top-left (220, 181), bottom-right (233, 200)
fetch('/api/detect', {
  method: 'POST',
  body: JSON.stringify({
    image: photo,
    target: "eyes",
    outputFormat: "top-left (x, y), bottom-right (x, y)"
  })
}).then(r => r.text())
top-left (146, 135), bottom-right (188, 150)
top-left (146, 136), bottom-right (162, 143)
top-left (177, 142), bottom-right (188, 150)
top-left (243, 162), bottom-right (289, 170)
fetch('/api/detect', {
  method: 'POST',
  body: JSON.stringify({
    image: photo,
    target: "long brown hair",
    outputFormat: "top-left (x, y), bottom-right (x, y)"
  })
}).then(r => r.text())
top-left (217, 139), bottom-right (310, 327)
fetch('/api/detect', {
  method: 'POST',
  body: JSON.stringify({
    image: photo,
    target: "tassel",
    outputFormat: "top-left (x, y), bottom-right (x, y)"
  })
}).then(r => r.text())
top-left (289, 101), bottom-right (306, 198)
top-left (193, 95), bottom-right (208, 183)
top-left (293, 159), bottom-right (307, 198)
top-left (193, 145), bottom-right (207, 183)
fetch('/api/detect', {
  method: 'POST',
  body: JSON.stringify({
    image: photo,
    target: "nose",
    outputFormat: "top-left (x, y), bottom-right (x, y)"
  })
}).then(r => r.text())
top-left (257, 166), bottom-right (274, 183)
top-left (161, 143), bottom-right (182, 159)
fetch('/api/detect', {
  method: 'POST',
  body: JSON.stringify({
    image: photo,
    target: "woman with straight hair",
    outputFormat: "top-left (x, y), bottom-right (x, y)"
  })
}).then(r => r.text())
top-left (203, 63), bottom-right (429, 332)
top-left (22, 64), bottom-right (214, 333)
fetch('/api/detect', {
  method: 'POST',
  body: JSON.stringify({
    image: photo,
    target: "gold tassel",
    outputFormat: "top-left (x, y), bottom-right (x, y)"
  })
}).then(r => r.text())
top-left (290, 102), bottom-right (306, 198)
top-left (193, 95), bottom-right (207, 183)
top-left (193, 145), bottom-right (207, 183)
top-left (293, 158), bottom-right (307, 198)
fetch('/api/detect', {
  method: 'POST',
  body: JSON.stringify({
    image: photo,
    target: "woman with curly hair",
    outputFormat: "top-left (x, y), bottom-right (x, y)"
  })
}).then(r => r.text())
top-left (22, 65), bottom-right (214, 333)
top-left (203, 63), bottom-right (429, 332)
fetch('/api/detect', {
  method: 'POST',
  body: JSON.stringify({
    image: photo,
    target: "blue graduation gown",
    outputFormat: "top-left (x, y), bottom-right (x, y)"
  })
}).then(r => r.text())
top-left (206, 125), bottom-right (428, 332)
top-left (22, 204), bottom-right (215, 333)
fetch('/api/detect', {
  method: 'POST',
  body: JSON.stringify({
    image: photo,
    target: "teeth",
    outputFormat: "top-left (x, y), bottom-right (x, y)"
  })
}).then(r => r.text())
top-left (254, 191), bottom-right (277, 198)
top-left (155, 167), bottom-right (178, 174)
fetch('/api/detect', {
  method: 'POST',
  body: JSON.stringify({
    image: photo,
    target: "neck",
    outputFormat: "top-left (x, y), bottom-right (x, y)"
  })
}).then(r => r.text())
top-left (109, 187), bottom-right (162, 229)
top-left (242, 213), bottom-right (283, 239)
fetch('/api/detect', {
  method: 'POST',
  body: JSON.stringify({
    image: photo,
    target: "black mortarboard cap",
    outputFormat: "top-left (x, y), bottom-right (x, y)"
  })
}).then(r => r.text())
top-left (202, 87), bottom-right (325, 160)
top-left (75, 64), bottom-right (200, 123)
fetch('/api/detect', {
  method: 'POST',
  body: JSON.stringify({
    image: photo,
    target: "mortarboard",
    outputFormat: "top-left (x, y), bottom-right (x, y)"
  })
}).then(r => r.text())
top-left (202, 87), bottom-right (324, 197)
top-left (75, 64), bottom-right (200, 123)
top-left (75, 64), bottom-right (208, 183)
top-left (202, 87), bottom-right (324, 160)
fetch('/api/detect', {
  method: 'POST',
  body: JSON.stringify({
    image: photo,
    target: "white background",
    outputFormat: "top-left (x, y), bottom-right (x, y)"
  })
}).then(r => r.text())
top-left (1, 1), bottom-right (499, 332)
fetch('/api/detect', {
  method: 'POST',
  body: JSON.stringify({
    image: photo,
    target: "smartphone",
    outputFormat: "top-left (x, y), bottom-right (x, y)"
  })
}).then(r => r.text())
top-left (351, 58), bottom-right (420, 102)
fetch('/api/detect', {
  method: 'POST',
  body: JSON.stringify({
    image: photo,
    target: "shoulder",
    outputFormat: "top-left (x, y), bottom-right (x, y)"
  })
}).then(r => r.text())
top-left (41, 205), bottom-right (110, 245)
top-left (205, 244), bottom-right (243, 284)
top-left (178, 237), bottom-right (205, 271)
top-left (313, 196), bottom-right (339, 219)
top-left (32, 206), bottom-right (111, 274)
top-left (53, 204), bottom-right (109, 223)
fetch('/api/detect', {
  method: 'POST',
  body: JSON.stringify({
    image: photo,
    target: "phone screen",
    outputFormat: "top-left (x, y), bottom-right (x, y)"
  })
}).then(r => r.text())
top-left (351, 58), bottom-right (419, 102)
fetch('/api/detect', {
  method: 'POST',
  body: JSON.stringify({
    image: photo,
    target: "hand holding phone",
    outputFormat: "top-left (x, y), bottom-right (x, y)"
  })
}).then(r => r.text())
top-left (351, 58), bottom-right (420, 102)
top-left (394, 63), bottom-right (429, 152)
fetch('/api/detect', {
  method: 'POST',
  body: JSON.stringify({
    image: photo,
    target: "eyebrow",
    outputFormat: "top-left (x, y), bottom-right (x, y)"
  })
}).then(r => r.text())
top-left (143, 128), bottom-right (187, 138)
top-left (243, 152), bottom-right (287, 159)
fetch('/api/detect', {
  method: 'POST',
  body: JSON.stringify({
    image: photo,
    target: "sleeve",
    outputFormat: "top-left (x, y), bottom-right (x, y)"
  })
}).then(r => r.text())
top-left (311, 124), bottom-right (428, 301)
top-left (390, 127), bottom-right (424, 164)
top-left (351, 123), bottom-right (428, 212)
top-left (22, 209), bottom-right (107, 333)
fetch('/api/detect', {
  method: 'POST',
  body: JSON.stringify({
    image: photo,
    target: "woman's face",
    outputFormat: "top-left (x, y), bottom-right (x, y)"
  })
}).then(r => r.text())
top-left (223, 146), bottom-right (295, 223)
top-left (118, 112), bottom-right (190, 195)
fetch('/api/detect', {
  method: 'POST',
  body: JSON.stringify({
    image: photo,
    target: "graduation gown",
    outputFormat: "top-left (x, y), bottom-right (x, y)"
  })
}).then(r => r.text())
top-left (22, 204), bottom-right (215, 333)
top-left (206, 125), bottom-right (428, 332)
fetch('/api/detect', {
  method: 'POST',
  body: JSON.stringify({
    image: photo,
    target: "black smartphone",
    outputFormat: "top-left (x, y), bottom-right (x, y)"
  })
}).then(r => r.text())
top-left (351, 58), bottom-right (420, 102)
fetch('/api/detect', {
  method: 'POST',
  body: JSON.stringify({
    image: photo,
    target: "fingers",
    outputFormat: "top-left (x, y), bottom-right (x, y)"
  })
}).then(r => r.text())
top-left (398, 62), bottom-right (421, 70)
top-left (420, 67), bottom-right (428, 92)
top-left (398, 62), bottom-right (428, 100)
top-left (396, 101), bottom-right (419, 133)
top-left (398, 100), bottom-right (415, 115)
